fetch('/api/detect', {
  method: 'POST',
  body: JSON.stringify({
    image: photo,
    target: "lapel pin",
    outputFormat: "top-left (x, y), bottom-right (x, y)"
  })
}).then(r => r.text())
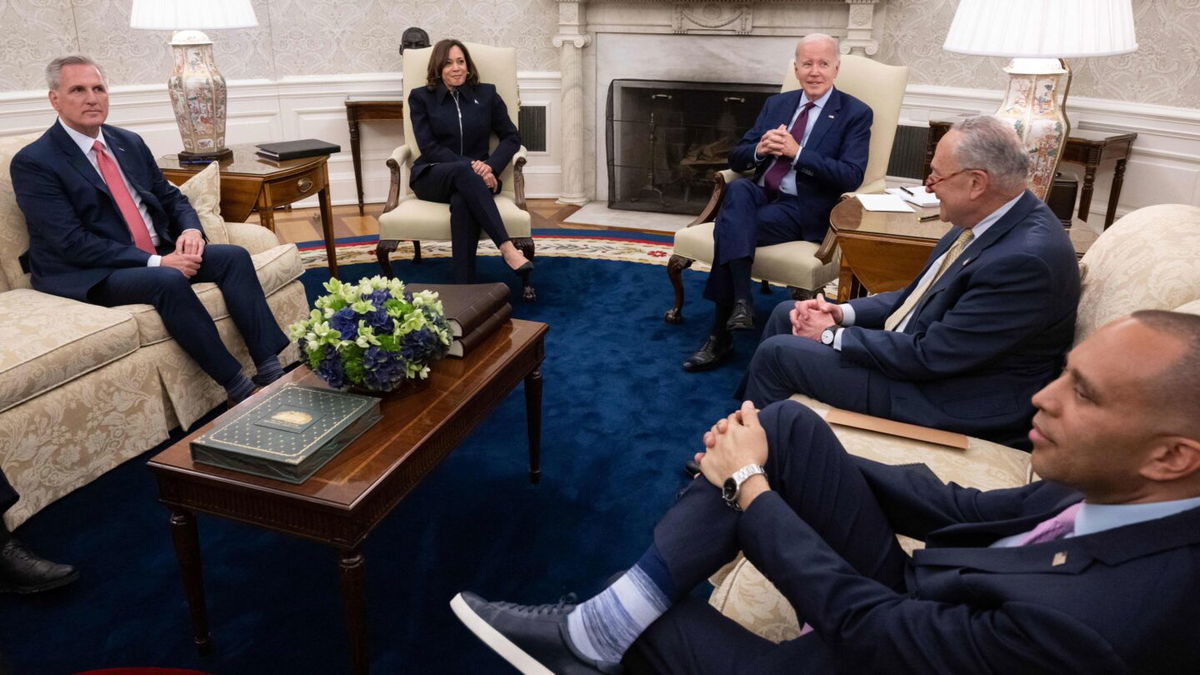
top-left (961, 258), bottom-right (972, 266)
top-left (828, 114), bottom-right (836, 119)
top-left (1052, 551), bottom-right (1068, 566)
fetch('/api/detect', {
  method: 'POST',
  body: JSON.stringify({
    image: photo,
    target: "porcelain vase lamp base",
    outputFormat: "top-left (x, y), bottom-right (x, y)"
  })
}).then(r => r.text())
top-left (167, 30), bottom-right (232, 163)
top-left (993, 58), bottom-right (1071, 201)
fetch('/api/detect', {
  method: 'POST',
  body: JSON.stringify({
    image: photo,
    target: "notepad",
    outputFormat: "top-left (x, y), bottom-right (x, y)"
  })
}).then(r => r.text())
top-left (857, 193), bottom-right (914, 212)
top-left (887, 186), bottom-right (940, 207)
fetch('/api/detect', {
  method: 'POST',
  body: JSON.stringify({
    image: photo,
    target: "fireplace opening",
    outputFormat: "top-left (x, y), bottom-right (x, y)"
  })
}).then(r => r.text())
top-left (606, 79), bottom-right (778, 216)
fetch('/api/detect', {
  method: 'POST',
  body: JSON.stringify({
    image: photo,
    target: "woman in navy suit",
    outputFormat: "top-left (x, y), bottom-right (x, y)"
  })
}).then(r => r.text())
top-left (408, 39), bottom-right (532, 283)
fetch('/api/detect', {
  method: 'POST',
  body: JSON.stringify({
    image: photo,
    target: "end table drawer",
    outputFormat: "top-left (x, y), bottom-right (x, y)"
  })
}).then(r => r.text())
top-left (264, 166), bottom-right (328, 204)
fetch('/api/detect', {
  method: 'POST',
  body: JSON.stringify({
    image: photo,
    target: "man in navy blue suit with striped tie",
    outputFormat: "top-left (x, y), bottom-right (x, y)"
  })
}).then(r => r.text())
top-left (11, 56), bottom-right (288, 407)
top-left (683, 34), bottom-right (872, 373)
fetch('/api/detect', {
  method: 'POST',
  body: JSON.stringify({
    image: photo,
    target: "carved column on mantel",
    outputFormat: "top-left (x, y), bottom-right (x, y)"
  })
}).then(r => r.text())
top-left (555, 0), bottom-right (591, 205)
top-left (843, 0), bottom-right (880, 56)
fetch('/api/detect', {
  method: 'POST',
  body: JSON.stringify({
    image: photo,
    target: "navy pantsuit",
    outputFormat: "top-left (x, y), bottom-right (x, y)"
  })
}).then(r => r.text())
top-left (626, 400), bottom-right (1200, 673)
top-left (704, 87), bottom-right (872, 304)
top-left (739, 191), bottom-right (1080, 448)
top-left (408, 82), bottom-right (520, 282)
top-left (11, 123), bottom-right (287, 387)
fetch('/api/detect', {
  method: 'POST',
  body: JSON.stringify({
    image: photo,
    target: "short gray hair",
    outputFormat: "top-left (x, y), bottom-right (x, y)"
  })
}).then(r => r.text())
top-left (950, 116), bottom-right (1030, 193)
top-left (46, 55), bottom-right (105, 90)
top-left (797, 33), bottom-right (841, 64)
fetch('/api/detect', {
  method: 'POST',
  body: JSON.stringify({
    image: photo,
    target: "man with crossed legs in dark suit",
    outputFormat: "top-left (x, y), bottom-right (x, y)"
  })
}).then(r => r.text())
top-left (452, 310), bottom-right (1200, 673)
top-left (683, 33), bottom-right (872, 372)
top-left (11, 55), bottom-right (288, 407)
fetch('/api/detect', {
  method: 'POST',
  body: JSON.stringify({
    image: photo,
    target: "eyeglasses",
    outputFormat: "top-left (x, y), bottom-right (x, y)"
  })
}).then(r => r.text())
top-left (924, 168), bottom-right (980, 188)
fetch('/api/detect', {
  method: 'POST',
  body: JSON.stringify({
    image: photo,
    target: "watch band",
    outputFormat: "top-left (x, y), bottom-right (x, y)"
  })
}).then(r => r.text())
top-left (722, 463), bottom-right (766, 510)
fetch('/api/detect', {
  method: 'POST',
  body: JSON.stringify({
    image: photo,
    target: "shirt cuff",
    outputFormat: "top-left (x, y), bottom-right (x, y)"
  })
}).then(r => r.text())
top-left (832, 327), bottom-right (845, 351)
top-left (839, 303), bottom-right (856, 326)
top-left (147, 255), bottom-right (161, 267)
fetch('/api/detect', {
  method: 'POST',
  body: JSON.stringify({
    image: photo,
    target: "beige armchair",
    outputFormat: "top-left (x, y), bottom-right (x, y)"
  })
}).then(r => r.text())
top-left (665, 55), bottom-right (909, 323)
top-left (376, 42), bottom-right (535, 300)
top-left (708, 203), bottom-right (1200, 641)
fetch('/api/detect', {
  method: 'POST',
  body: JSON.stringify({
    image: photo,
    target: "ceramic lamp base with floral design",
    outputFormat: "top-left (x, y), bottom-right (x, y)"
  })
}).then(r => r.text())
top-left (993, 58), bottom-right (1072, 201)
top-left (168, 30), bottom-right (233, 163)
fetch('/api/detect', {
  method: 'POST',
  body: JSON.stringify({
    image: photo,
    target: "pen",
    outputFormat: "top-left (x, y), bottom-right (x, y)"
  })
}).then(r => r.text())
top-left (900, 186), bottom-right (916, 196)
top-left (919, 213), bottom-right (941, 221)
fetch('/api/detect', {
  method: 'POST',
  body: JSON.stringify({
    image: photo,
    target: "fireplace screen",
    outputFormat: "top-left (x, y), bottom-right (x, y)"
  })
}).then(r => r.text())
top-left (606, 79), bottom-right (777, 216)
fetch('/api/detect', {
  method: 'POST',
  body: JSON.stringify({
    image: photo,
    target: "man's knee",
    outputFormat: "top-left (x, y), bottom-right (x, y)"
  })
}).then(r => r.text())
top-left (764, 301), bottom-right (794, 337)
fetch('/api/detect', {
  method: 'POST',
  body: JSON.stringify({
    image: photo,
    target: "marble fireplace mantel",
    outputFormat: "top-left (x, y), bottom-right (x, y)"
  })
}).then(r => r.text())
top-left (552, 0), bottom-right (886, 204)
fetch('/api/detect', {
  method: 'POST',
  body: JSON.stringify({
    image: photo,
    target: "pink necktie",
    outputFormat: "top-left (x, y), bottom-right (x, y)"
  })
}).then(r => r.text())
top-left (1019, 502), bottom-right (1083, 546)
top-left (93, 140), bottom-right (155, 255)
top-left (763, 101), bottom-right (815, 200)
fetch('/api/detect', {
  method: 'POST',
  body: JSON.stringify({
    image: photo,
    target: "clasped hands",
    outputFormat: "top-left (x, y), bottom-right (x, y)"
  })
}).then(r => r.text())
top-left (160, 228), bottom-right (204, 278)
top-left (694, 401), bottom-right (770, 509)
top-left (470, 160), bottom-right (499, 193)
top-left (756, 125), bottom-right (801, 160)
top-left (789, 295), bottom-right (842, 342)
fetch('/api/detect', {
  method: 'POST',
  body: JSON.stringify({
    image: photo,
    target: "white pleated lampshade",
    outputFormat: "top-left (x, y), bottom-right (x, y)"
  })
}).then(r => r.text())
top-left (943, 0), bottom-right (1137, 58)
top-left (129, 0), bottom-right (258, 30)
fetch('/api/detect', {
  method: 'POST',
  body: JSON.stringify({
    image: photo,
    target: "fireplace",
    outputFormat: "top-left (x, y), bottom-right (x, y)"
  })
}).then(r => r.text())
top-left (606, 79), bottom-right (777, 215)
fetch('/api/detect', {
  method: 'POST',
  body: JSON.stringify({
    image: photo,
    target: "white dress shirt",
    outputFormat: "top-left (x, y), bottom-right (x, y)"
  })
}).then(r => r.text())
top-left (991, 495), bottom-right (1200, 548)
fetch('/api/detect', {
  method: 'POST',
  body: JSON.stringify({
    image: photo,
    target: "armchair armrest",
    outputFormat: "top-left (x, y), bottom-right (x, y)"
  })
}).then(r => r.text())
top-left (687, 169), bottom-right (749, 227)
top-left (512, 145), bottom-right (528, 210)
top-left (382, 145), bottom-right (413, 216)
top-left (225, 221), bottom-right (285, 254)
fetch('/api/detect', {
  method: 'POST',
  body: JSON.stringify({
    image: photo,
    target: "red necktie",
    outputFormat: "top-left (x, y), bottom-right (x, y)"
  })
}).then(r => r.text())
top-left (763, 101), bottom-right (815, 200)
top-left (1019, 503), bottom-right (1083, 546)
top-left (93, 140), bottom-right (155, 255)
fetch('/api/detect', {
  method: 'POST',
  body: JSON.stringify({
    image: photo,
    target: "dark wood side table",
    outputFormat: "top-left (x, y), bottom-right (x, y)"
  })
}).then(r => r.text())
top-left (926, 121), bottom-right (1136, 229)
top-left (344, 97), bottom-right (405, 214)
top-left (148, 318), bottom-right (547, 674)
top-left (830, 198), bottom-right (1097, 301)
top-left (158, 144), bottom-right (339, 277)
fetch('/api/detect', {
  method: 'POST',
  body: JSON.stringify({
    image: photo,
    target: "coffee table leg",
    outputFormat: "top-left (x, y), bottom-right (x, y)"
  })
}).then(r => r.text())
top-left (525, 367), bottom-right (543, 484)
top-left (168, 508), bottom-right (212, 653)
top-left (339, 547), bottom-right (369, 674)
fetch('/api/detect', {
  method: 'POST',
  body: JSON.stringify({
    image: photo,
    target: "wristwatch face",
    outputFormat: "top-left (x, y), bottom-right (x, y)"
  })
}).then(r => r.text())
top-left (722, 477), bottom-right (738, 503)
top-left (821, 328), bottom-right (834, 345)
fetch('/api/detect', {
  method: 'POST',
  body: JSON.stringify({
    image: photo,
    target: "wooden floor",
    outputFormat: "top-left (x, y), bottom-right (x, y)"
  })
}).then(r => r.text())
top-left (252, 198), bottom-right (597, 245)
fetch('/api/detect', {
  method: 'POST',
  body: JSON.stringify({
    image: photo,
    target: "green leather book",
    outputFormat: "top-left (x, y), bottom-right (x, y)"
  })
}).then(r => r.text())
top-left (191, 384), bottom-right (381, 484)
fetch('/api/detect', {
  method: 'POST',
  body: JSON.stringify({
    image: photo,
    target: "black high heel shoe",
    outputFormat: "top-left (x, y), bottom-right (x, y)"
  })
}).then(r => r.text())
top-left (513, 260), bottom-right (534, 278)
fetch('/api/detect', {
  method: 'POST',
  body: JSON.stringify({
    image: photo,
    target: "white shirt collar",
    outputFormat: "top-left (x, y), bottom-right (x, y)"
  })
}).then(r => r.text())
top-left (805, 86), bottom-right (835, 111)
top-left (963, 191), bottom-right (1022, 244)
top-left (58, 118), bottom-right (109, 157)
top-left (1075, 496), bottom-right (1200, 538)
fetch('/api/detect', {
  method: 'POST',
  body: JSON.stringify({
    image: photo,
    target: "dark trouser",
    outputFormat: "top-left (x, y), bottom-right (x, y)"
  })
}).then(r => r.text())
top-left (412, 161), bottom-right (511, 283)
top-left (0, 468), bottom-right (16, 532)
top-left (703, 178), bottom-right (822, 305)
top-left (626, 400), bottom-right (909, 674)
top-left (89, 244), bottom-right (288, 387)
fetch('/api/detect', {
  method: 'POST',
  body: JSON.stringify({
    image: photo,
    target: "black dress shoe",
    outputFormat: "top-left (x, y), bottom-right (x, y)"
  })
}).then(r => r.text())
top-left (682, 334), bottom-right (733, 372)
top-left (725, 299), bottom-right (755, 332)
top-left (450, 592), bottom-right (620, 674)
top-left (0, 539), bottom-right (78, 594)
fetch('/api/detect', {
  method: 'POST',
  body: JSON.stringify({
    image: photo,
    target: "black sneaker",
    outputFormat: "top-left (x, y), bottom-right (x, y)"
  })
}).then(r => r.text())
top-left (450, 592), bottom-right (621, 674)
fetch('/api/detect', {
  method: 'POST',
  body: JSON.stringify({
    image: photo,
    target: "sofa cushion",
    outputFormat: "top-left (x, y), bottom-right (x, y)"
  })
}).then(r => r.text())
top-left (121, 243), bottom-right (304, 346)
top-left (378, 195), bottom-right (531, 240)
top-left (174, 161), bottom-right (231, 245)
top-left (0, 289), bottom-right (141, 413)
top-left (0, 133), bottom-right (42, 292)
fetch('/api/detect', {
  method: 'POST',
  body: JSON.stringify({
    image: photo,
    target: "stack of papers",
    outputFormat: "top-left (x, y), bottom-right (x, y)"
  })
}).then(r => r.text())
top-left (857, 194), bottom-right (913, 213)
top-left (886, 186), bottom-right (940, 207)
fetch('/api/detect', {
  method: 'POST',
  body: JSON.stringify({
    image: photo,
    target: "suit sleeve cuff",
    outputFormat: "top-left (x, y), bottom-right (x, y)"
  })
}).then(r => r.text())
top-left (147, 255), bottom-right (161, 267)
top-left (832, 327), bottom-right (845, 351)
top-left (840, 303), bottom-right (856, 326)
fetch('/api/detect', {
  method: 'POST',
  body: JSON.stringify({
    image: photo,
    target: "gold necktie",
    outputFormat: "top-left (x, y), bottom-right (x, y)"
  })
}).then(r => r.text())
top-left (884, 229), bottom-right (974, 331)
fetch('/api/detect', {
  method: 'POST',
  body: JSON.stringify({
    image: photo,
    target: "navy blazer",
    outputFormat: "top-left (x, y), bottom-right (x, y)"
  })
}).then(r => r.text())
top-left (728, 87), bottom-right (871, 220)
top-left (739, 459), bottom-right (1200, 672)
top-left (407, 81), bottom-right (520, 183)
top-left (842, 191), bottom-right (1080, 443)
top-left (11, 123), bottom-right (202, 302)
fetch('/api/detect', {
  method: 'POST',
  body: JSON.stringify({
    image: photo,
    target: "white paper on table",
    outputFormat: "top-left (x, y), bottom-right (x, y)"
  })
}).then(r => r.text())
top-left (857, 193), bottom-right (914, 212)
top-left (886, 186), bottom-right (940, 207)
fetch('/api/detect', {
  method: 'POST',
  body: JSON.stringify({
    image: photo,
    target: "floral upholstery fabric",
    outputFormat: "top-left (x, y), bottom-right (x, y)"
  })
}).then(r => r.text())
top-left (0, 133), bottom-right (40, 292)
top-left (174, 160), bottom-right (231, 245)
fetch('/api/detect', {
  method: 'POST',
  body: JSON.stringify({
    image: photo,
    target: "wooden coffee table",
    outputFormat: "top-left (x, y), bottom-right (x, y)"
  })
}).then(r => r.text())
top-left (148, 319), bottom-right (547, 674)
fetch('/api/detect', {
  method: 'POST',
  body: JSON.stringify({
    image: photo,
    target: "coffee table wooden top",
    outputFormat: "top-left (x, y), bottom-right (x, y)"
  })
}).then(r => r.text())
top-left (148, 319), bottom-right (547, 542)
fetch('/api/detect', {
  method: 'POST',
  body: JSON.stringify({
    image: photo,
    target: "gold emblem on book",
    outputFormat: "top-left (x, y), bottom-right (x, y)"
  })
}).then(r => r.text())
top-left (270, 409), bottom-right (313, 426)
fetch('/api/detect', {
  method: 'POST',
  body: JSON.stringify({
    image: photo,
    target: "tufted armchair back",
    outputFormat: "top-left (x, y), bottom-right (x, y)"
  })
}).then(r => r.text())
top-left (0, 133), bottom-right (41, 293)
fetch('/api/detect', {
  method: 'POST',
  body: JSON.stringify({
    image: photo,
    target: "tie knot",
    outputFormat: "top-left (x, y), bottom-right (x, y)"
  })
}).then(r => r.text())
top-left (93, 140), bottom-right (105, 153)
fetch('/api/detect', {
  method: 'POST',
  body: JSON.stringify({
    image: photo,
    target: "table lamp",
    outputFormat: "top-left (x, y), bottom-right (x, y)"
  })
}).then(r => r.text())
top-left (943, 0), bottom-right (1137, 199)
top-left (130, 0), bottom-right (258, 163)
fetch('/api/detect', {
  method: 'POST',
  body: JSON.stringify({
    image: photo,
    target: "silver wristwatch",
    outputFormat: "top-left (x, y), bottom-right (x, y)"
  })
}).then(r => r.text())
top-left (821, 328), bottom-right (836, 346)
top-left (722, 464), bottom-right (766, 511)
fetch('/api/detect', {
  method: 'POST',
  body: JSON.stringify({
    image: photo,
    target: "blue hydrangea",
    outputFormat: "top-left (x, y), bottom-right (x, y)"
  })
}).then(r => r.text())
top-left (315, 345), bottom-right (347, 389)
top-left (328, 307), bottom-right (359, 340)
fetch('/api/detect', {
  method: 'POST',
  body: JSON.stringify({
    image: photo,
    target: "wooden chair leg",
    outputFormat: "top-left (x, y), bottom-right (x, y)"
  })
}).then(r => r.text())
top-left (376, 240), bottom-right (399, 278)
top-left (665, 254), bottom-right (694, 324)
top-left (512, 236), bottom-right (536, 302)
top-left (789, 287), bottom-right (816, 301)
top-left (412, 241), bottom-right (422, 264)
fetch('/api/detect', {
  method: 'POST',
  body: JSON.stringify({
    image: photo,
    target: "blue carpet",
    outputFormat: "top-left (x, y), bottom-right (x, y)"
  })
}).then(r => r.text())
top-left (0, 253), bottom-right (789, 674)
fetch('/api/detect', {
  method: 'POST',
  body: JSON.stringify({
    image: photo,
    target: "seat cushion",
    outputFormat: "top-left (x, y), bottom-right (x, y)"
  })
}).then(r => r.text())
top-left (122, 243), bottom-right (304, 346)
top-left (377, 195), bottom-right (531, 241)
top-left (174, 161), bottom-right (231, 245)
top-left (0, 289), bottom-right (141, 413)
top-left (673, 222), bottom-right (840, 291)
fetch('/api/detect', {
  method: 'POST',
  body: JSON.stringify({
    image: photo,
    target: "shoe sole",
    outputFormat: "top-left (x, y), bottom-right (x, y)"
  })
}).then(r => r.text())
top-left (450, 593), bottom-right (554, 675)
top-left (0, 569), bottom-right (79, 594)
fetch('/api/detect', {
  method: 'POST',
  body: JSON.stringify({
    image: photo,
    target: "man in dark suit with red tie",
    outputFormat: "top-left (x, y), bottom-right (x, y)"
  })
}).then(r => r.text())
top-left (11, 55), bottom-right (288, 407)
top-left (683, 33), bottom-right (873, 372)
top-left (452, 310), bottom-right (1200, 674)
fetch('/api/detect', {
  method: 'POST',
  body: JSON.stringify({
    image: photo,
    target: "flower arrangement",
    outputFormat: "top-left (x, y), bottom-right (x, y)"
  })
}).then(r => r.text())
top-left (288, 276), bottom-right (452, 392)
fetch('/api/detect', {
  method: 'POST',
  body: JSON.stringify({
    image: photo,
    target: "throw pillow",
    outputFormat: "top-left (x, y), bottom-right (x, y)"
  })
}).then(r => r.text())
top-left (176, 161), bottom-right (229, 245)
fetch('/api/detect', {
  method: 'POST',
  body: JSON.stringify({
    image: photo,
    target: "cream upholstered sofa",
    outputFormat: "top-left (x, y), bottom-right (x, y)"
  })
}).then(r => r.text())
top-left (709, 203), bottom-right (1200, 641)
top-left (0, 132), bottom-right (308, 531)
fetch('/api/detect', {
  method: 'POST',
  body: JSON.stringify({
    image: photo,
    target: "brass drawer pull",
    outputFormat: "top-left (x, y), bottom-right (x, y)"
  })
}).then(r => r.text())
top-left (297, 177), bottom-right (314, 193)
